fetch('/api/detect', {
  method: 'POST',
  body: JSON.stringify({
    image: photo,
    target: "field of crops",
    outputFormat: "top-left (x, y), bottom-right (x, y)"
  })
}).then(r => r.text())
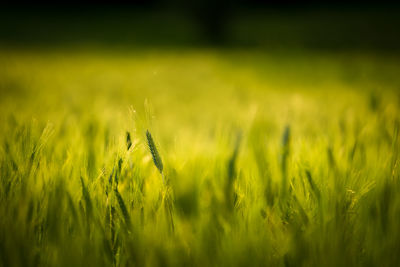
top-left (1, 48), bottom-right (400, 266)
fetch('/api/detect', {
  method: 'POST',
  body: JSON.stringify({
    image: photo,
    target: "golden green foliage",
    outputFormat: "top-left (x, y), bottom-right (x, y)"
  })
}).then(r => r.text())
top-left (0, 48), bottom-right (400, 266)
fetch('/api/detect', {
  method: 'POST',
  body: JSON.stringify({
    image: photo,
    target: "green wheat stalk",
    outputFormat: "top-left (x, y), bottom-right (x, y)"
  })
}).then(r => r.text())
top-left (146, 130), bottom-right (165, 184)
top-left (126, 131), bottom-right (132, 150)
top-left (281, 125), bottom-right (290, 197)
top-left (114, 188), bottom-right (131, 228)
top-left (145, 129), bottom-right (175, 232)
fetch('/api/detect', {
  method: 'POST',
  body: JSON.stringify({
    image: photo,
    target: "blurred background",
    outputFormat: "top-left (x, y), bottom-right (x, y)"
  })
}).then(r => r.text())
top-left (1, 1), bottom-right (399, 51)
top-left (1, 1), bottom-right (400, 141)
top-left (1, 3), bottom-right (400, 266)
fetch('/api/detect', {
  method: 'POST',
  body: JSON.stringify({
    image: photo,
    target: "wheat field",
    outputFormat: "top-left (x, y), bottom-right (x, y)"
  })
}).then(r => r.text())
top-left (1, 48), bottom-right (400, 266)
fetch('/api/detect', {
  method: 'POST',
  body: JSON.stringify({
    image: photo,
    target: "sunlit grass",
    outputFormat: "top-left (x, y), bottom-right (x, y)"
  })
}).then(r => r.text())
top-left (0, 48), bottom-right (399, 266)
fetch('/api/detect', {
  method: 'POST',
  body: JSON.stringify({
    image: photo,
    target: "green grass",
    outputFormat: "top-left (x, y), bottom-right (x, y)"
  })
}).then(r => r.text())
top-left (0, 47), bottom-right (400, 266)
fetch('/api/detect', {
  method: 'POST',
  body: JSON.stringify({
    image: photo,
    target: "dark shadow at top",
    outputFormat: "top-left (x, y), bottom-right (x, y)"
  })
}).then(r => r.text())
top-left (1, 2), bottom-right (400, 51)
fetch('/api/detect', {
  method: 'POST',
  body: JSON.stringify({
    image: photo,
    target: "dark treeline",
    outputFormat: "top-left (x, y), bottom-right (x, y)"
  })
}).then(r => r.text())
top-left (1, 1), bottom-right (399, 50)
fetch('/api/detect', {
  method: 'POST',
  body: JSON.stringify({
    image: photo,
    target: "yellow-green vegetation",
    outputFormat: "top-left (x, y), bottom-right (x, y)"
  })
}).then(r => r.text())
top-left (0, 48), bottom-right (400, 266)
